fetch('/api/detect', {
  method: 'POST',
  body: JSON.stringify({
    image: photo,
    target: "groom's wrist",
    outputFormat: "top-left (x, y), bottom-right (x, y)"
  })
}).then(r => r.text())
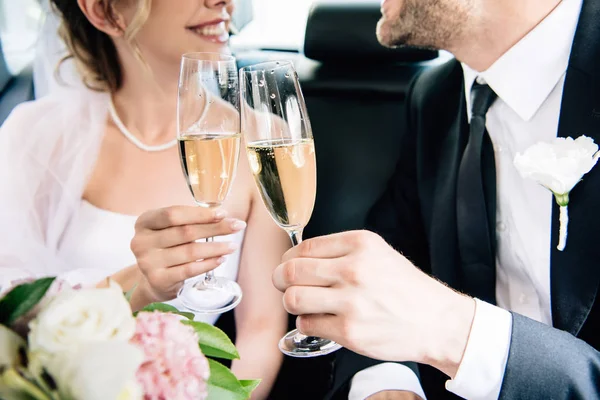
top-left (423, 291), bottom-right (476, 379)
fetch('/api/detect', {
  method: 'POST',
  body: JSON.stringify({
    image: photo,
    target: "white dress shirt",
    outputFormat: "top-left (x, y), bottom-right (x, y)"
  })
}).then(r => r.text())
top-left (350, 0), bottom-right (583, 398)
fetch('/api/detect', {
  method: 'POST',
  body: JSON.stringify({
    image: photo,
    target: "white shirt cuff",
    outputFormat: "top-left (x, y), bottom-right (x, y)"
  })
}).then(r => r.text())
top-left (350, 363), bottom-right (427, 400)
top-left (445, 299), bottom-right (512, 400)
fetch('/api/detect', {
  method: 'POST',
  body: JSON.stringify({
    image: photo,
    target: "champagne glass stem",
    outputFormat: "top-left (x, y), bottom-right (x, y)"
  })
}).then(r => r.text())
top-left (204, 236), bottom-right (216, 286)
top-left (287, 229), bottom-right (317, 344)
top-left (289, 229), bottom-right (303, 246)
top-left (278, 228), bottom-right (341, 356)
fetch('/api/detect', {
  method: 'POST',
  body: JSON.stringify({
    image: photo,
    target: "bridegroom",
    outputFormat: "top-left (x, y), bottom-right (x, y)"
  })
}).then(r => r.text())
top-left (272, 0), bottom-right (600, 398)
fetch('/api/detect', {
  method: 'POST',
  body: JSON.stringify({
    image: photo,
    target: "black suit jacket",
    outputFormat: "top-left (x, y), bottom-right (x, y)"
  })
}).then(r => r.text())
top-left (330, 0), bottom-right (600, 398)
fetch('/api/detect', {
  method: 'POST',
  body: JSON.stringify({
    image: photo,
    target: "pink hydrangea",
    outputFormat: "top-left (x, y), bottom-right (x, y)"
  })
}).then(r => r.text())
top-left (131, 312), bottom-right (210, 400)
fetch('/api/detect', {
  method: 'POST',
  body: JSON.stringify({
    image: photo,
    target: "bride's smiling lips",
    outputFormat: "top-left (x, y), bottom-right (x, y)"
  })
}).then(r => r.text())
top-left (186, 19), bottom-right (230, 44)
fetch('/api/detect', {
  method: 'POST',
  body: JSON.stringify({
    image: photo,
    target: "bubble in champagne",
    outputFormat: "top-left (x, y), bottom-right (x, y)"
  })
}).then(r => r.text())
top-left (270, 94), bottom-right (276, 99)
top-left (258, 80), bottom-right (265, 87)
top-left (285, 73), bottom-right (290, 78)
top-left (270, 70), bottom-right (275, 74)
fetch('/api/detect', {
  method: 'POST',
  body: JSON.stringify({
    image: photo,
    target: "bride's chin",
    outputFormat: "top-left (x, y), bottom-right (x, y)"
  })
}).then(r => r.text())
top-left (187, 42), bottom-right (231, 55)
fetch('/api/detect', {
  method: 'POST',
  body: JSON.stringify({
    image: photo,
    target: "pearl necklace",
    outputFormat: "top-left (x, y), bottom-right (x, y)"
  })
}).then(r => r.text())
top-left (108, 98), bottom-right (180, 152)
top-left (109, 94), bottom-right (211, 152)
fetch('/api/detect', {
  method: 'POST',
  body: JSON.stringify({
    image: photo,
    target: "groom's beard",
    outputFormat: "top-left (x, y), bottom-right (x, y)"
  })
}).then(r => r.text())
top-left (377, 0), bottom-right (471, 51)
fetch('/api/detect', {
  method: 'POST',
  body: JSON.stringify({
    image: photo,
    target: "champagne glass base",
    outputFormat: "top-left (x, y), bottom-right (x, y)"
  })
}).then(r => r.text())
top-left (178, 277), bottom-right (242, 314)
top-left (278, 329), bottom-right (342, 358)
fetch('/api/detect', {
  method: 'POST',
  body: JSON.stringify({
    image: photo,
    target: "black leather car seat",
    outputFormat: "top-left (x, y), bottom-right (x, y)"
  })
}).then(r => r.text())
top-left (237, 1), bottom-right (436, 240)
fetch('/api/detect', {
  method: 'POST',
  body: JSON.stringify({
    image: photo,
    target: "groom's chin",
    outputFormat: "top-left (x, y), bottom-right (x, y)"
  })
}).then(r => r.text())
top-left (376, 18), bottom-right (408, 48)
top-left (376, 19), bottom-right (393, 47)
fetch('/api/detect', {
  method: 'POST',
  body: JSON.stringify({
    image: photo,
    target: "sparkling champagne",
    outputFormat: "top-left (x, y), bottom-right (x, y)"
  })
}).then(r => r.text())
top-left (179, 133), bottom-right (240, 207)
top-left (246, 139), bottom-right (316, 230)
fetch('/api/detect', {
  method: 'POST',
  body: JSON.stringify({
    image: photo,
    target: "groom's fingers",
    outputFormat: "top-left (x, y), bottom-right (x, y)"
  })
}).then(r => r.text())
top-left (296, 314), bottom-right (341, 343)
top-left (281, 231), bottom-right (367, 262)
top-left (282, 286), bottom-right (342, 315)
top-left (273, 258), bottom-right (340, 291)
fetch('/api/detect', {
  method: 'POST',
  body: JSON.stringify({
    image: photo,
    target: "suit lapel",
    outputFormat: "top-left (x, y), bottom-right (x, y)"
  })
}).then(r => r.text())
top-left (416, 62), bottom-right (465, 289)
top-left (551, 0), bottom-right (600, 335)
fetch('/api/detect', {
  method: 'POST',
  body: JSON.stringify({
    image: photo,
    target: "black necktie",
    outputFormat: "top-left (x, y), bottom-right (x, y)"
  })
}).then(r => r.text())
top-left (456, 82), bottom-right (497, 303)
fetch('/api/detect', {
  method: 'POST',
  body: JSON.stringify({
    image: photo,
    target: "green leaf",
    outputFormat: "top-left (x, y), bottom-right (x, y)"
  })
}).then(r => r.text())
top-left (135, 303), bottom-right (194, 320)
top-left (139, 302), bottom-right (179, 313)
top-left (183, 321), bottom-right (239, 360)
top-left (123, 284), bottom-right (138, 302)
top-left (206, 359), bottom-right (249, 400)
top-left (240, 379), bottom-right (261, 396)
top-left (0, 368), bottom-right (52, 400)
top-left (0, 278), bottom-right (55, 326)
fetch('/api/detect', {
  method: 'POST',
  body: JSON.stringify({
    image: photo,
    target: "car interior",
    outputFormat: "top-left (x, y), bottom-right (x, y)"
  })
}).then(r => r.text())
top-left (0, 0), bottom-right (442, 398)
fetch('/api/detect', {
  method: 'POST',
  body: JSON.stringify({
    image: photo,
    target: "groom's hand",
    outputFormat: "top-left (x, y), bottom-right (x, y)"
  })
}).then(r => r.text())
top-left (272, 230), bottom-right (475, 378)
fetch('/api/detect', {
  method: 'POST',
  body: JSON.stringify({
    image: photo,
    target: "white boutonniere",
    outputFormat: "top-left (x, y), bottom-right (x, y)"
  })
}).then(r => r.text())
top-left (514, 136), bottom-right (599, 251)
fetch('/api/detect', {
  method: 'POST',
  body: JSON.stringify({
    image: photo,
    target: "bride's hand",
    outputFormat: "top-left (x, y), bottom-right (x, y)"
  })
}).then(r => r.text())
top-left (130, 205), bottom-right (246, 303)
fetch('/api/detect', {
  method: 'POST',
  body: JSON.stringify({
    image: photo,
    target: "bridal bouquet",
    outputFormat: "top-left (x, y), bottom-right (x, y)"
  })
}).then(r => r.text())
top-left (0, 278), bottom-right (259, 400)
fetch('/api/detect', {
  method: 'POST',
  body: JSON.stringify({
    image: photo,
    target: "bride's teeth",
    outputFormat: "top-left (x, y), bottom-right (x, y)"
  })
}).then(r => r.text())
top-left (194, 22), bottom-right (227, 36)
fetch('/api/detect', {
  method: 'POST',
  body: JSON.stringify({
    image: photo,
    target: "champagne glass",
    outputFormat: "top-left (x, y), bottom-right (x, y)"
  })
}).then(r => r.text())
top-left (240, 61), bottom-right (342, 357)
top-left (177, 53), bottom-right (242, 314)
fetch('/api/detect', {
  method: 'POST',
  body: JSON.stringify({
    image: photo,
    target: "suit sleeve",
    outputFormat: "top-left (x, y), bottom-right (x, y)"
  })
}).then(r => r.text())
top-left (328, 72), bottom-right (432, 399)
top-left (499, 314), bottom-right (600, 399)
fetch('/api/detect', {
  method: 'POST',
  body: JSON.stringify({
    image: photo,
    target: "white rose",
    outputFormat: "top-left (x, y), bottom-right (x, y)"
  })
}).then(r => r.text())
top-left (514, 135), bottom-right (599, 251)
top-left (45, 341), bottom-right (144, 400)
top-left (28, 282), bottom-right (136, 356)
top-left (514, 136), bottom-right (599, 196)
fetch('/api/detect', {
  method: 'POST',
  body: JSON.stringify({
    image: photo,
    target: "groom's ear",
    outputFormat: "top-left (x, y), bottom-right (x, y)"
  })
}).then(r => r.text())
top-left (77, 0), bottom-right (127, 38)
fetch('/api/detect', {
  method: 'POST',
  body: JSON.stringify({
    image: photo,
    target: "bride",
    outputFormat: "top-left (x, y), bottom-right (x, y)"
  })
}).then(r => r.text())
top-left (0, 0), bottom-right (288, 397)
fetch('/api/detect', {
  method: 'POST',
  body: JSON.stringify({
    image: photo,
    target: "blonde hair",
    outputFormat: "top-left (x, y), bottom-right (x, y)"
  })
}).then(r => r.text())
top-left (52, 0), bottom-right (152, 92)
